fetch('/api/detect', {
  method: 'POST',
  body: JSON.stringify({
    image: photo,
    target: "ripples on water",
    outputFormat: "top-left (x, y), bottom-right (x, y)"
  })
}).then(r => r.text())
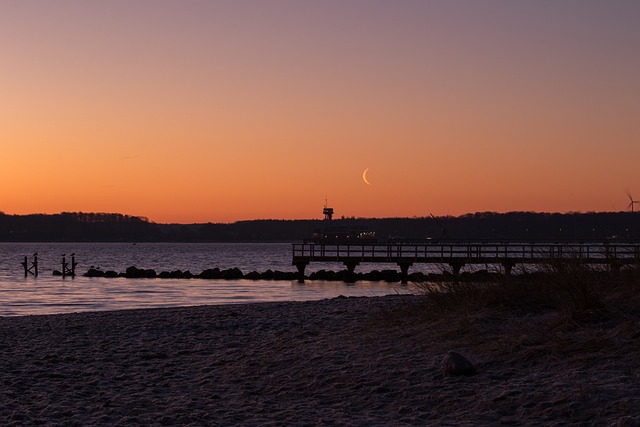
top-left (0, 243), bottom-right (414, 316)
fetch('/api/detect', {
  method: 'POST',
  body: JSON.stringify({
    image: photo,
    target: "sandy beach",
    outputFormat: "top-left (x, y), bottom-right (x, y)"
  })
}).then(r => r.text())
top-left (0, 293), bottom-right (639, 426)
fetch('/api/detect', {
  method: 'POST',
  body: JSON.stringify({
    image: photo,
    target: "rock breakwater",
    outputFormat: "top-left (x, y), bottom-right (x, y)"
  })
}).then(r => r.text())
top-left (83, 266), bottom-right (503, 282)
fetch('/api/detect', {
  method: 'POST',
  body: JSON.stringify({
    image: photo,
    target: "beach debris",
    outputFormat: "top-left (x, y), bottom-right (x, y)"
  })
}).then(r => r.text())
top-left (443, 351), bottom-right (477, 376)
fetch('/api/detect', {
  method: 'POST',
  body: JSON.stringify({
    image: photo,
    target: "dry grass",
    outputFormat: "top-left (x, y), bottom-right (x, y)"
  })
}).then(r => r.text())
top-left (414, 265), bottom-right (636, 318)
top-left (393, 266), bottom-right (640, 368)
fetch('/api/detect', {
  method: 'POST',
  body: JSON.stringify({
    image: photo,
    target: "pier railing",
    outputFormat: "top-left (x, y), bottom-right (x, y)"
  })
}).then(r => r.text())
top-left (291, 241), bottom-right (640, 282)
top-left (293, 242), bottom-right (640, 264)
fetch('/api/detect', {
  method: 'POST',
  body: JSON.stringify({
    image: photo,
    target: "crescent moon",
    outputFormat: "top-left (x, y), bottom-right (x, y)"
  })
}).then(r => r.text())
top-left (362, 168), bottom-right (372, 185)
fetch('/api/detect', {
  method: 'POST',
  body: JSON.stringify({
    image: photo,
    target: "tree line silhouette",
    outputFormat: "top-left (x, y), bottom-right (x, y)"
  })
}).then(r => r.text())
top-left (0, 211), bottom-right (638, 242)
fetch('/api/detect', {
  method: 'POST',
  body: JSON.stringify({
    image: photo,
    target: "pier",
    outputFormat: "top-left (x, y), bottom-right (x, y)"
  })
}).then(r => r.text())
top-left (292, 241), bottom-right (640, 283)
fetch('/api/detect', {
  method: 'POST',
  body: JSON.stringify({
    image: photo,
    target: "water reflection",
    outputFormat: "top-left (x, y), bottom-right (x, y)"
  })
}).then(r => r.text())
top-left (0, 276), bottom-right (412, 317)
top-left (0, 243), bottom-right (416, 316)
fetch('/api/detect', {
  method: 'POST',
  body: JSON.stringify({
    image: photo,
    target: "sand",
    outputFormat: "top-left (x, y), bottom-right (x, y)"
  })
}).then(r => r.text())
top-left (0, 294), bottom-right (639, 426)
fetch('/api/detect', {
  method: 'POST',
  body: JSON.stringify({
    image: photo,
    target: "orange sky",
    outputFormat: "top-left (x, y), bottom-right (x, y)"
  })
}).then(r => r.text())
top-left (2, 1), bottom-right (640, 223)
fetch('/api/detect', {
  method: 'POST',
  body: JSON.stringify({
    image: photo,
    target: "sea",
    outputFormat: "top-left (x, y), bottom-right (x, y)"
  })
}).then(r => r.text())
top-left (0, 242), bottom-right (415, 317)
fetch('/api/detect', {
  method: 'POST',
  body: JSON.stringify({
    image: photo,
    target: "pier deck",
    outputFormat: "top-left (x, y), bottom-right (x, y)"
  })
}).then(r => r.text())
top-left (292, 241), bottom-right (640, 282)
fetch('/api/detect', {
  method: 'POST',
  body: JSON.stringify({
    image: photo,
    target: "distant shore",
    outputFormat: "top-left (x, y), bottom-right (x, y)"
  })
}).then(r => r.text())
top-left (0, 293), bottom-right (638, 425)
top-left (2, 210), bottom-right (640, 242)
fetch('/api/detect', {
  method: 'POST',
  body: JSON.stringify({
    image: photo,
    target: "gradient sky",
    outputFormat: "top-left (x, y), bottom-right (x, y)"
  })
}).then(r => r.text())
top-left (2, 1), bottom-right (640, 223)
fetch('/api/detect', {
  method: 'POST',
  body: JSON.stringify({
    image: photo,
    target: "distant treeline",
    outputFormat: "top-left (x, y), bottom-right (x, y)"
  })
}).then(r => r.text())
top-left (0, 211), bottom-right (639, 242)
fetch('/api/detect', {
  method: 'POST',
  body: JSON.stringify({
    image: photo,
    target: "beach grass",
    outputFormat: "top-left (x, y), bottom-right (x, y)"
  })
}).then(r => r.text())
top-left (403, 265), bottom-right (640, 368)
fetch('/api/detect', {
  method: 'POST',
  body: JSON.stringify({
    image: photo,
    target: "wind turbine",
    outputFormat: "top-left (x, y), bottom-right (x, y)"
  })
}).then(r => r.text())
top-left (627, 192), bottom-right (639, 212)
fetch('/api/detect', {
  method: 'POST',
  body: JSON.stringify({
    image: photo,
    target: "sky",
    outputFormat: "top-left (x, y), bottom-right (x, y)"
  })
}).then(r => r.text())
top-left (2, 1), bottom-right (640, 223)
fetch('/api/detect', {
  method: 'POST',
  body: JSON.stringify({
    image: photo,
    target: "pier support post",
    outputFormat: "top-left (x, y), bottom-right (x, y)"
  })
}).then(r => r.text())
top-left (343, 260), bottom-right (359, 283)
top-left (450, 262), bottom-right (465, 277)
top-left (397, 262), bottom-right (413, 284)
top-left (502, 261), bottom-right (516, 276)
top-left (294, 261), bottom-right (308, 283)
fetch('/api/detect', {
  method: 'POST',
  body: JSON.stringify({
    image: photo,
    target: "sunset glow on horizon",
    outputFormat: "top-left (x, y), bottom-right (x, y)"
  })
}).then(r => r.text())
top-left (2, 1), bottom-right (640, 223)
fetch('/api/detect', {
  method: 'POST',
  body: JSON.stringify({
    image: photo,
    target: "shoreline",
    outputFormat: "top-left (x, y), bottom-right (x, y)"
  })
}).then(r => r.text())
top-left (0, 294), bottom-right (638, 425)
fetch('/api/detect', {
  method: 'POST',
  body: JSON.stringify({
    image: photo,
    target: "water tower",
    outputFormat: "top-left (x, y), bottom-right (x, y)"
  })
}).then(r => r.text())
top-left (323, 200), bottom-right (333, 221)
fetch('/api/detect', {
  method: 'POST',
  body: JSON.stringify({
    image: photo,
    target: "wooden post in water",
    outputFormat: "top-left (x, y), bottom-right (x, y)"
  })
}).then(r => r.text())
top-left (62, 255), bottom-right (68, 278)
top-left (71, 254), bottom-right (77, 277)
top-left (61, 253), bottom-right (77, 278)
top-left (21, 253), bottom-right (38, 277)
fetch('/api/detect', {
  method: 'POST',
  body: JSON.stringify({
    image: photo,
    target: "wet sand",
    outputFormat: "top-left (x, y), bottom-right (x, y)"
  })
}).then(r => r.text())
top-left (0, 294), bottom-right (638, 426)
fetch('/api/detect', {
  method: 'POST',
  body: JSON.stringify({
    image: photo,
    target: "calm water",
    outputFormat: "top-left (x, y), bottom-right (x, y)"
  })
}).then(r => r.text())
top-left (0, 243), bottom-right (413, 317)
